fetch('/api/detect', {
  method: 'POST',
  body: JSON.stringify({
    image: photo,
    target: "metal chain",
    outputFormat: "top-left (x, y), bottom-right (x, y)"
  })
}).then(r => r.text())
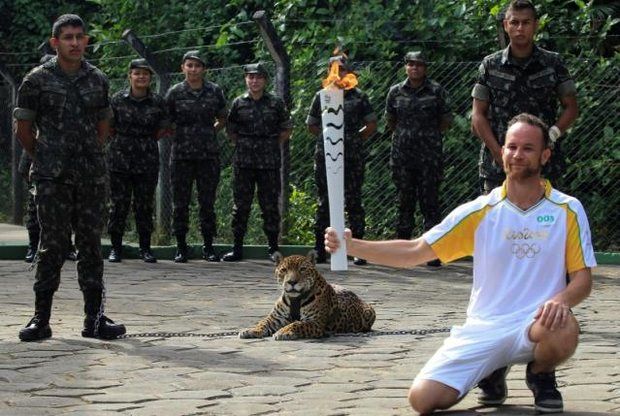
top-left (117, 327), bottom-right (451, 340)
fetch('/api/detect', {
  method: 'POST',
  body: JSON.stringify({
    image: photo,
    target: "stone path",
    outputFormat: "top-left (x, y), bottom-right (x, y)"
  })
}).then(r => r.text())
top-left (1, 259), bottom-right (618, 415)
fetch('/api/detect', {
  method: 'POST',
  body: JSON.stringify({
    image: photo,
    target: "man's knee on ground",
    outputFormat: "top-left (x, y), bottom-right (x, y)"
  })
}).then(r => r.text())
top-left (408, 380), bottom-right (460, 414)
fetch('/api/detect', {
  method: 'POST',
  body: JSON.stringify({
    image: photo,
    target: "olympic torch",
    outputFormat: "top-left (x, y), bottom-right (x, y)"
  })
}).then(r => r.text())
top-left (319, 55), bottom-right (358, 271)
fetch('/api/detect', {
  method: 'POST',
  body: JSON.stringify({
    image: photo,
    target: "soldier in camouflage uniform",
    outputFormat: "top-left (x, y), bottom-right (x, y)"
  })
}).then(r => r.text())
top-left (13, 14), bottom-right (125, 341)
top-left (306, 56), bottom-right (377, 265)
top-left (222, 63), bottom-right (292, 262)
top-left (107, 59), bottom-right (169, 263)
top-left (385, 51), bottom-right (452, 267)
top-left (472, 0), bottom-right (578, 194)
top-left (166, 51), bottom-right (227, 263)
top-left (20, 54), bottom-right (77, 263)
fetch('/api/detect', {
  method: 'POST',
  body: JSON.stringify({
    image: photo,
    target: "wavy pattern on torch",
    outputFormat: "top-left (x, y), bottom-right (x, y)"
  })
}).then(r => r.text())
top-left (326, 122), bottom-right (343, 129)
top-left (324, 136), bottom-right (344, 146)
top-left (325, 152), bottom-right (343, 162)
top-left (326, 105), bottom-right (344, 115)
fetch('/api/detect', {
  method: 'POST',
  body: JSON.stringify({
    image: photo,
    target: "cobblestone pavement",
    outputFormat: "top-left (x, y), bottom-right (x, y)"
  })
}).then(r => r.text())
top-left (1, 259), bottom-right (618, 416)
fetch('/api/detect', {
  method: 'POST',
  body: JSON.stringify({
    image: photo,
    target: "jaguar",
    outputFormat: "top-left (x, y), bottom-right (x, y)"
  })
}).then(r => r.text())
top-left (239, 251), bottom-right (376, 340)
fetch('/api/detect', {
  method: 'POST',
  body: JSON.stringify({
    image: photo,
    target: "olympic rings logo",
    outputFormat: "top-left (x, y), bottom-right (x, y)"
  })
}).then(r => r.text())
top-left (511, 243), bottom-right (541, 259)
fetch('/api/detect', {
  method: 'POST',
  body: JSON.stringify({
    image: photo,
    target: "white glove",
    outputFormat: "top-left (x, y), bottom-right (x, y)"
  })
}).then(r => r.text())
top-left (549, 125), bottom-right (562, 145)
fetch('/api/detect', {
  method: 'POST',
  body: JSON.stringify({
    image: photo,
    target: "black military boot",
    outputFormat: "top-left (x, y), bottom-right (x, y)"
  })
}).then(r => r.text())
top-left (65, 232), bottom-right (78, 261)
top-left (222, 245), bottom-right (243, 262)
top-left (202, 235), bottom-right (219, 262)
top-left (174, 234), bottom-right (188, 263)
top-left (267, 233), bottom-right (280, 262)
top-left (81, 290), bottom-right (126, 340)
top-left (24, 230), bottom-right (39, 263)
top-left (353, 257), bottom-right (368, 266)
top-left (222, 236), bottom-right (243, 262)
top-left (65, 248), bottom-right (78, 261)
top-left (138, 233), bottom-right (157, 263)
top-left (174, 244), bottom-right (188, 263)
top-left (108, 233), bottom-right (122, 263)
top-left (19, 290), bottom-right (54, 341)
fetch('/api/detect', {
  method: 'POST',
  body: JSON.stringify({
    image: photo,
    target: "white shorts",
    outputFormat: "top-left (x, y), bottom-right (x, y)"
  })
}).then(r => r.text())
top-left (413, 315), bottom-right (536, 398)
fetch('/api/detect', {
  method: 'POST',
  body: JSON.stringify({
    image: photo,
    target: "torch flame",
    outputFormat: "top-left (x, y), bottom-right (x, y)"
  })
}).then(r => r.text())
top-left (322, 58), bottom-right (358, 90)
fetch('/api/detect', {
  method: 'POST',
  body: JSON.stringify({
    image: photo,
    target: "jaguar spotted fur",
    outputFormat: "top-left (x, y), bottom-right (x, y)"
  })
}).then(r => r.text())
top-left (239, 251), bottom-right (376, 340)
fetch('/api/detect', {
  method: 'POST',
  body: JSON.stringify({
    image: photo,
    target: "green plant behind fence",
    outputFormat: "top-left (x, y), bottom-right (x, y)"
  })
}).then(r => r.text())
top-left (2, 56), bottom-right (618, 251)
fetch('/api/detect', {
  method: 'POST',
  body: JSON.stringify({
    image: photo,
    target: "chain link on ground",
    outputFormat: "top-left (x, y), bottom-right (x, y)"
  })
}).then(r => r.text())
top-left (117, 326), bottom-right (452, 340)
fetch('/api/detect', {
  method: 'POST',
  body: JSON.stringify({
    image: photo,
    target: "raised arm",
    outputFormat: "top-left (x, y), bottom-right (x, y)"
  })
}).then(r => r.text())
top-left (324, 227), bottom-right (437, 269)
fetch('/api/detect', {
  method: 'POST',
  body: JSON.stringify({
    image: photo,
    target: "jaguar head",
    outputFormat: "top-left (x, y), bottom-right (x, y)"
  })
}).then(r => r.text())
top-left (274, 251), bottom-right (318, 299)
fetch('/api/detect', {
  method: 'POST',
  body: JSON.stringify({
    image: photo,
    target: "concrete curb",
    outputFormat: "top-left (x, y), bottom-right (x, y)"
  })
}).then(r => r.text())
top-left (0, 243), bottom-right (317, 261)
top-left (1, 242), bottom-right (618, 264)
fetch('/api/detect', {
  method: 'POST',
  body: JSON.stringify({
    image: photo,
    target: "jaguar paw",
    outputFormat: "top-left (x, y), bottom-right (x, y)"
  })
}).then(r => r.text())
top-left (239, 328), bottom-right (264, 339)
top-left (273, 330), bottom-right (299, 341)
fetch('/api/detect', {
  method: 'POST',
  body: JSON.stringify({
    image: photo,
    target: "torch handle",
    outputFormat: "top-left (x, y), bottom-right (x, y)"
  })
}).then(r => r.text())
top-left (319, 87), bottom-right (348, 271)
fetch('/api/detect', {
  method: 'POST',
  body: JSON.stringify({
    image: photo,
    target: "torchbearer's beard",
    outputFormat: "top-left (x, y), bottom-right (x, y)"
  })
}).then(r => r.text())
top-left (505, 163), bottom-right (542, 181)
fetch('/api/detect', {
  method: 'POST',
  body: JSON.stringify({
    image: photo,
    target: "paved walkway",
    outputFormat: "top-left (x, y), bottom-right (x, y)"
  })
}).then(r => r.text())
top-left (1, 258), bottom-right (618, 415)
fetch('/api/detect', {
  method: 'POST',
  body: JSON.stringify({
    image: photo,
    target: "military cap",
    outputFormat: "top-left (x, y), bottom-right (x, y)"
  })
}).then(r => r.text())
top-left (129, 58), bottom-right (154, 73)
top-left (244, 63), bottom-right (268, 77)
top-left (182, 50), bottom-right (205, 66)
top-left (404, 51), bottom-right (427, 65)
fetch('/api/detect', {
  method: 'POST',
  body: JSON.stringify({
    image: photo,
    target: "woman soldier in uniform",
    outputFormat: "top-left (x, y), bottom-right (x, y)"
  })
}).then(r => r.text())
top-left (107, 59), bottom-right (169, 263)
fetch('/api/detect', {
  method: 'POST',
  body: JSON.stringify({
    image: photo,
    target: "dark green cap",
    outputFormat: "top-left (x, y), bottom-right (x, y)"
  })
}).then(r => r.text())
top-left (129, 58), bottom-right (153, 73)
top-left (404, 51), bottom-right (426, 65)
top-left (182, 50), bottom-right (205, 66)
top-left (244, 63), bottom-right (268, 77)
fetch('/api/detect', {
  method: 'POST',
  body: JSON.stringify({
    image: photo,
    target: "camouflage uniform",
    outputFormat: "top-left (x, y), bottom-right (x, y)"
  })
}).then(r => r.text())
top-left (306, 88), bottom-right (376, 246)
top-left (472, 45), bottom-right (576, 190)
top-left (166, 80), bottom-right (227, 240)
top-left (385, 77), bottom-right (452, 238)
top-left (107, 89), bottom-right (168, 238)
top-left (18, 151), bottom-right (39, 237)
top-left (227, 91), bottom-right (292, 243)
top-left (13, 56), bottom-right (111, 293)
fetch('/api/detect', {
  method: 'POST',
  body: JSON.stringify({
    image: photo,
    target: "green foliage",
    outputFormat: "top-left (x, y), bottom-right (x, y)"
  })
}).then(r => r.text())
top-left (0, 154), bottom-right (11, 223)
top-left (286, 185), bottom-right (317, 245)
top-left (0, 0), bottom-right (617, 250)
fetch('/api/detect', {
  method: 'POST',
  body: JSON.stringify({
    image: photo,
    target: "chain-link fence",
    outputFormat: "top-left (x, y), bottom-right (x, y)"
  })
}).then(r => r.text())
top-left (0, 80), bottom-right (15, 223)
top-left (1, 41), bottom-right (618, 252)
top-left (283, 58), bottom-right (619, 252)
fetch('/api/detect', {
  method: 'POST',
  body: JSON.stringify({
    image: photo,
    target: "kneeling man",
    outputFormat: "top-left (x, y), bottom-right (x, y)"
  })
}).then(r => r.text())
top-left (325, 113), bottom-right (595, 414)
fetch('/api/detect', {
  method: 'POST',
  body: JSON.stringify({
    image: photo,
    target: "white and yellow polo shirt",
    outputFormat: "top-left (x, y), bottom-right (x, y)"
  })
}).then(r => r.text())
top-left (423, 180), bottom-right (596, 324)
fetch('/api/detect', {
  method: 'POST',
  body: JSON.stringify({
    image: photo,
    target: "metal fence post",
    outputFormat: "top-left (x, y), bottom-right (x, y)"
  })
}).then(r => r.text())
top-left (38, 41), bottom-right (54, 56)
top-left (496, 11), bottom-right (507, 49)
top-left (0, 59), bottom-right (22, 225)
top-left (253, 10), bottom-right (292, 243)
top-left (121, 29), bottom-right (172, 242)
